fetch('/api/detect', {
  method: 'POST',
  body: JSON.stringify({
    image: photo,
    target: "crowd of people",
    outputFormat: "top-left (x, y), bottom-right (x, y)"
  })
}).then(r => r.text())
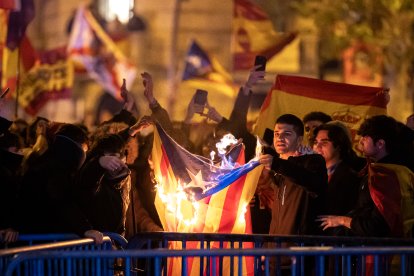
top-left (1, 66), bottom-right (413, 256)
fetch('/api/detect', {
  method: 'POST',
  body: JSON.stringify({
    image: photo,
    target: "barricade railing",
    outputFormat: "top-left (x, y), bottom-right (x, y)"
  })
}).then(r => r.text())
top-left (0, 235), bottom-right (113, 275)
top-left (126, 232), bottom-right (414, 275)
top-left (4, 246), bottom-right (414, 276)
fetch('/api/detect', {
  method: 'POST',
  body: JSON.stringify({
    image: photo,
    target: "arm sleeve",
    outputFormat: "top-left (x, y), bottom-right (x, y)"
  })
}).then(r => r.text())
top-left (350, 207), bottom-right (390, 237)
top-left (271, 154), bottom-right (327, 194)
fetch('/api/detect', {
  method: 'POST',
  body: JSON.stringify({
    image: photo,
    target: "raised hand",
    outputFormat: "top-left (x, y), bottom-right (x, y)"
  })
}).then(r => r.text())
top-left (142, 72), bottom-right (156, 105)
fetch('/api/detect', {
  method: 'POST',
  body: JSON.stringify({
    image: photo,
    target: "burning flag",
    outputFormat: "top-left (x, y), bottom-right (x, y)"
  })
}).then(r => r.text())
top-left (151, 122), bottom-right (263, 275)
top-left (67, 5), bottom-right (136, 100)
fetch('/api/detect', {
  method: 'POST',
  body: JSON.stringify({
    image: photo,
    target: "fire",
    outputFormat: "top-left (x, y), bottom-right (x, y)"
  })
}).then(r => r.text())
top-left (155, 177), bottom-right (200, 227)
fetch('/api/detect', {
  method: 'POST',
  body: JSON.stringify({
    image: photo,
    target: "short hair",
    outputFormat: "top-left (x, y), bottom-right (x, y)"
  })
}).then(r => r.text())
top-left (55, 124), bottom-right (89, 146)
top-left (303, 112), bottom-right (332, 124)
top-left (275, 114), bottom-right (304, 137)
top-left (313, 123), bottom-right (355, 162)
top-left (357, 115), bottom-right (398, 153)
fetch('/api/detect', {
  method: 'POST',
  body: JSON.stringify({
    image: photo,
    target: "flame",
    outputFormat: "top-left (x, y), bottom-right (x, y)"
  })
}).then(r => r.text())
top-left (155, 177), bottom-right (200, 227)
top-left (216, 133), bottom-right (238, 155)
top-left (255, 136), bottom-right (263, 159)
top-left (238, 202), bottom-right (248, 224)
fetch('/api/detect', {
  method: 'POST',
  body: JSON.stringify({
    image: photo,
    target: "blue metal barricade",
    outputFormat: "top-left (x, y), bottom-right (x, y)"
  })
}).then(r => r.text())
top-left (126, 232), bottom-right (414, 276)
top-left (0, 235), bottom-right (114, 275)
top-left (4, 246), bottom-right (414, 276)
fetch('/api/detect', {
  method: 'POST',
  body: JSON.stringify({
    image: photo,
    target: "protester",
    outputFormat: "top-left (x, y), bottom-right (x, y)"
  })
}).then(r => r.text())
top-left (312, 123), bottom-right (360, 226)
top-left (302, 111), bottom-right (332, 146)
top-left (318, 115), bottom-right (412, 238)
top-left (259, 114), bottom-right (327, 273)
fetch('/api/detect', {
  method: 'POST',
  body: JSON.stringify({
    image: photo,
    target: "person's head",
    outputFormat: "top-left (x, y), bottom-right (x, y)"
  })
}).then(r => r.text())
top-left (357, 115), bottom-right (397, 161)
top-left (89, 134), bottom-right (126, 161)
top-left (303, 111), bottom-right (332, 144)
top-left (313, 123), bottom-right (354, 168)
top-left (26, 116), bottom-right (49, 146)
top-left (274, 114), bottom-right (304, 158)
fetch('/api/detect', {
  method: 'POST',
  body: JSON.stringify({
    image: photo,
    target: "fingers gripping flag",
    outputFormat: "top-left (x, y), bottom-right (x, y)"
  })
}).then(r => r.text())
top-left (151, 123), bottom-right (263, 275)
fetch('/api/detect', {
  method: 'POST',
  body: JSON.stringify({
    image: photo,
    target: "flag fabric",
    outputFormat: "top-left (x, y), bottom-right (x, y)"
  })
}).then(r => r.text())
top-left (254, 75), bottom-right (388, 147)
top-left (151, 122), bottom-right (263, 275)
top-left (232, 0), bottom-right (297, 70)
top-left (1, 35), bottom-right (37, 95)
top-left (5, 0), bottom-right (35, 50)
top-left (1, 0), bottom-right (35, 94)
top-left (0, 0), bottom-right (18, 10)
top-left (369, 163), bottom-right (414, 238)
top-left (182, 40), bottom-right (236, 98)
top-left (67, 6), bottom-right (136, 101)
top-left (18, 47), bottom-right (73, 115)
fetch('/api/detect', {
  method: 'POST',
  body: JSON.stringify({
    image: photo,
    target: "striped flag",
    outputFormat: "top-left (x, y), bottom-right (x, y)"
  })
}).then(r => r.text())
top-left (181, 40), bottom-right (237, 98)
top-left (254, 75), bottom-right (388, 147)
top-left (369, 163), bottom-right (414, 238)
top-left (232, 0), bottom-right (297, 70)
top-left (151, 123), bottom-right (263, 275)
top-left (67, 5), bottom-right (136, 101)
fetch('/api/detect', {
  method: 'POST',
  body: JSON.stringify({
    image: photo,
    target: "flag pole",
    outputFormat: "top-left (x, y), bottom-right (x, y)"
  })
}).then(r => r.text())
top-left (166, 0), bottom-right (182, 114)
top-left (14, 42), bottom-right (21, 119)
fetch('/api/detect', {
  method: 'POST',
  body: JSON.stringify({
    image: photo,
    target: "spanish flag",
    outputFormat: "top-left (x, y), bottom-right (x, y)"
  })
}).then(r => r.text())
top-left (232, 0), bottom-right (297, 70)
top-left (151, 123), bottom-right (263, 275)
top-left (254, 75), bottom-right (388, 146)
top-left (369, 163), bottom-right (414, 238)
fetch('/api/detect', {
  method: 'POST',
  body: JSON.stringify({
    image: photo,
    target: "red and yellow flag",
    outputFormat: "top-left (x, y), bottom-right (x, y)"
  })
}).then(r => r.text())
top-left (152, 123), bottom-right (263, 275)
top-left (254, 75), bottom-right (388, 147)
top-left (369, 163), bottom-right (414, 238)
top-left (232, 0), bottom-right (297, 71)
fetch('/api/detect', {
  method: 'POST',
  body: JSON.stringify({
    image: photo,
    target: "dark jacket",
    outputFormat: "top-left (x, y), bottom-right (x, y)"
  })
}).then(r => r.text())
top-left (269, 154), bottom-right (327, 235)
top-left (17, 135), bottom-right (92, 235)
top-left (76, 155), bottom-right (130, 234)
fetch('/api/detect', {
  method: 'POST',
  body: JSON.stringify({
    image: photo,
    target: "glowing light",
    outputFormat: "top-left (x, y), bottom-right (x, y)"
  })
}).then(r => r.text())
top-left (106, 0), bottom-right (133, 23)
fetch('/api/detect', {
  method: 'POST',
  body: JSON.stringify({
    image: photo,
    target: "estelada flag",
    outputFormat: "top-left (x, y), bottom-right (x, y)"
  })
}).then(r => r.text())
top-left (232, 0), bottom-right (297, 70)
top-left (254, 75), bottom-right (388, 146)
top-left (181, 40), bottom-right (236, 98)
top-left (67, 5), bottom-right (136, 101)
top-left (151, 122), bottom-right (263, 275)
top-left (368, 163), bottom-right (414, 238)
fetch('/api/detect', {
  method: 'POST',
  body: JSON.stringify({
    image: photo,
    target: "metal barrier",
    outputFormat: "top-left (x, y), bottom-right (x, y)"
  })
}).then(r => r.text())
top-left (0, 236), bottom-right (114, 275)
top-left (126, 232), bottom-right (414, 276)
top-left (4, 246), bottom-right (414, 276)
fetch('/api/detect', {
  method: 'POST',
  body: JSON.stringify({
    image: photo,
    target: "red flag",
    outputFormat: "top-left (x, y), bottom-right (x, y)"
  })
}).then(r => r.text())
top-left (232, 0), bottom-right (297, 70)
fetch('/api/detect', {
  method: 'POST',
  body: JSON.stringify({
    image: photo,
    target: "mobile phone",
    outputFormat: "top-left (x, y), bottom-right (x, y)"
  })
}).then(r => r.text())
top-left (1, 87), bottom-right (10, 99)
top-left (193, 89), bottom-right (208, 114)
top-left (254, 55), bottom-right (267, 72)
